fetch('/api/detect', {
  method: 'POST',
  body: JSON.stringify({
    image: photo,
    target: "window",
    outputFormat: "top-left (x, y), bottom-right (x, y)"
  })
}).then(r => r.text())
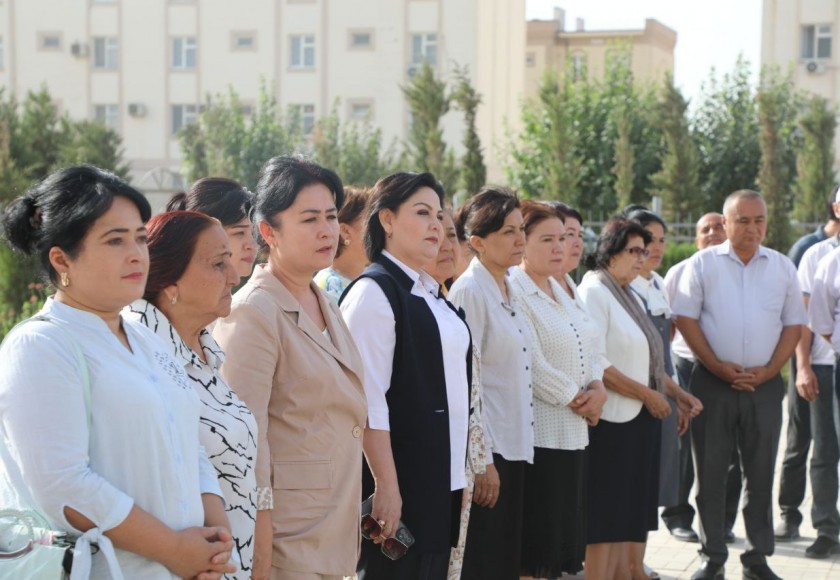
top-left (410, 33), bottom-right (437, 66)
top-left (171, 104), bottom-right (200, 135)
top-left (231, 32), bottom-right (256, 51)
top-left (349, 30), bottom-right (373, 50)
top-left (290, 104), bottom-right (315, 135)
top-left (525, 52), bottom-right (535, 67)
top-left (802, 24), bottom-right (832, 60)
top-left (93, 37), bottom-right (119, 69)
top-left (290, 35), bottom-right (315, 69)
top-left (93, 105), bottom-right (120, 131)
top-left (571, 52), bottom-right (587, 81)
top-left (349, 101), bottom-right (372, 121)
top-left (172, 37), bottom-right (197, 69)
top-left (39, 33), bottom-right (62, 51)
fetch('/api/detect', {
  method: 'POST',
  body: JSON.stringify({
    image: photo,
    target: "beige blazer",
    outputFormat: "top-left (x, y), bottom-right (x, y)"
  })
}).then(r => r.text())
top-left (213, 264), bottom-right (367, 576)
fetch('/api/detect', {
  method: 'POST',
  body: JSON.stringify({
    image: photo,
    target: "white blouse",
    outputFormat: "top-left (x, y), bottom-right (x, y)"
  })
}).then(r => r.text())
top-left (125, 299), bottom-right (262, 579)
top-left (578, 272), bottom-right (649, 423)
top-left (0, 299), bottom-right (222, 579)
top-left (341, 251), bottom-right (470, 490)
top-left (511, 268), bottom-right (602, 450)
top-left (448, 257), bottom-right (534, 464)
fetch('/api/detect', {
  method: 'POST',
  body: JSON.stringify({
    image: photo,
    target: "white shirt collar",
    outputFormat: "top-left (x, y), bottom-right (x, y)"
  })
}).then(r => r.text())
top-left (382, 250), bottom-right (441, 296)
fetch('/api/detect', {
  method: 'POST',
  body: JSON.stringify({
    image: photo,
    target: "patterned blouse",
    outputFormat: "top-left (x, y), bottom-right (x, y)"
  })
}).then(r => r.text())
top-left (510, 268), bottom-right (603, 450)
top-left (125, 300), bottom-right (266, 579)
top-left (314, 267), bottom-right (351, 304)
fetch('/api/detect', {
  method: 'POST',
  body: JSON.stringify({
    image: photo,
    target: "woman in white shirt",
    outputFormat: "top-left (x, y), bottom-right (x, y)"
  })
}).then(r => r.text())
top-left (448, 187), bottom-right (533, 580)
top-left (0, 165), bottom-right (236, 579)
top-left (511, 201), bottom-right (606, 578)
top-left (578, 218), bottom-right (701, 580)
top-left (124, 210), bottom-right (262, 579)
top-left (341, 172), bottom-right (472, 579)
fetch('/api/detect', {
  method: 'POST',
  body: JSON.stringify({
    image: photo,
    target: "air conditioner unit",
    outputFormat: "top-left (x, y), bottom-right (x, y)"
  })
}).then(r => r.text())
top-left (805, 60), bottom-right (827, 74)
top-left (128, 103), bottom-right (147, 117)
top-left (70, 42), bottom-right (89, 57)
top-left (407, 65), bottom-right (420, 78)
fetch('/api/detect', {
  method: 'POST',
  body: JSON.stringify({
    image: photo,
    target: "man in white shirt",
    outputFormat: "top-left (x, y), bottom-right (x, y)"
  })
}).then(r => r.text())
top-left (775, 188), bottom-right (840, 558)
top-left (662, 213), bottom-right (741, 545)
top-left (773, 216), bottom-right (840, 559)
top-left (673, 190), bottom-right (806, 580)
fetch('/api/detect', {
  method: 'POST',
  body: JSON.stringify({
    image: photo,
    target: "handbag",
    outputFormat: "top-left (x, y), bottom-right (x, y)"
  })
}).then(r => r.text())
top-left (0, 315), bottom-right (124, 580)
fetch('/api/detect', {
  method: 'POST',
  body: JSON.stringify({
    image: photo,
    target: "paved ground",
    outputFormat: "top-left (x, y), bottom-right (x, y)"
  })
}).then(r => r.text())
top-left (612, 401), bottom-right (840, 579)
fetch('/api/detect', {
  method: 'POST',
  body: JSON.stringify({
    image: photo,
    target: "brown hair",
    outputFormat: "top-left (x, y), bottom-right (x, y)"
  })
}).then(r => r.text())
top-left (519, 200), bottom-right (562, 237)
top-left (335, 186), bottom-right (370, 258)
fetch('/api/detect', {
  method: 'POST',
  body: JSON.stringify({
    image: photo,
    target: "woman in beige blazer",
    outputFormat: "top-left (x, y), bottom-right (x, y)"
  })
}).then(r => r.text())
top-left (213, 155), bottom-right (368, 580)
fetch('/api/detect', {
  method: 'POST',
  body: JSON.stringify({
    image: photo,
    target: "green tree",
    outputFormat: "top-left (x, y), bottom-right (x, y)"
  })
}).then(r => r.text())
top-left (402, 63), bottom-right (459, 192)
top-left (179, 81), bottom-right (304, 190)
top-left (793, 95), bottom-right (836, 223)
top-left (451, 65), bottom-right (486, 195)
top-left (311, 103), bottom-right (398, 187)
top-left (691, 55), bottom-right (761, 212)
top-left (757, 66), bottom-right (801, 251)
top-left (650, 74), bottom-right (701, 222)
top-left (58, 119), bottom-right (130, 179)
top-left (15, 87), bottom-right (65, 180)
top-left (505, 69), bottom-right (581, 203)
top-left (612, 106), bottom-right (635, 211)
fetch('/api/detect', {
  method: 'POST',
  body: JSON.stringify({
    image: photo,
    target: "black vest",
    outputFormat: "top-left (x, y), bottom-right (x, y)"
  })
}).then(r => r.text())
top-left (341, 254), bottom-right (472, 553)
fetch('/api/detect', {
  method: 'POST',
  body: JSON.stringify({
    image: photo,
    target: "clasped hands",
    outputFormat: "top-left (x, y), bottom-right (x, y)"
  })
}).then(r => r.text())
top-left (182, 526), bottom-right (238, 580)
top-left (714, 361), bottom-right (773, 392)
top-left (569, 380), bottom-right (607, 426)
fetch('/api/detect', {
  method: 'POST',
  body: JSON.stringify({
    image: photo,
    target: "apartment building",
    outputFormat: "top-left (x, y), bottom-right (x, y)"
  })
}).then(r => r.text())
top-left (762, 0), bottom-right (840, 168)
top-left (525, 8), bottom-right (676, 97)
top-left (0, 0), bottom-right (525, 200)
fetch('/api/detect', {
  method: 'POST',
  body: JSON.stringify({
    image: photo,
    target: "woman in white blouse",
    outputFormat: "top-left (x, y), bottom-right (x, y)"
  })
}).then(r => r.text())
top-left (0, 166), bottom-right (236, 579)
top-left (341, 172), bottom-right (472, 579)
top-left (578, 218), bottom-right (701, 580)
top-left (511, 201), bottom-right (606, 578)
top-left (448, 187), bottom-right (533, 580)
top-left (124, 210), bottom-right (262, 579)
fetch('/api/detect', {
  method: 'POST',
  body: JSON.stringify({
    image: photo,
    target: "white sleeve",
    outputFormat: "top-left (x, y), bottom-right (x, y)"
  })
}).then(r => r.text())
top-left (810, 256), bottom-right (839, 340)
top-left (198, 444), bottom-right (224, 500)
top-left (0, 325), bottom-right (133, 532)
top-left (340, 278), bottom-right (396, 431)
top-left (577, 282), bottom-right (612, 373)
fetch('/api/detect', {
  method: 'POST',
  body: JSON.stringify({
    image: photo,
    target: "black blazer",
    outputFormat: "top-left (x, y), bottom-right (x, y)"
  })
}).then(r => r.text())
top-left (341, 254), bottom-right (472, 553)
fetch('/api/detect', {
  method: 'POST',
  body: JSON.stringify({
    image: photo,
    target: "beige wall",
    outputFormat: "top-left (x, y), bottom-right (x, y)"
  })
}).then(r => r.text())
top-left (762, 0), bottom-right (840, 168)
top-left (0, 0), bottom-right (524, 194)
top-left (524, 16), bottom-right (676, 98)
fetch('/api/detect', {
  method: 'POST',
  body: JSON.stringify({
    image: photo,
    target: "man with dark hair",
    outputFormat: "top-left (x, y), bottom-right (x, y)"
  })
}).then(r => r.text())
top-left (674, 191), bottom-right (806, 580)
top-left (774, 187), bottom-right (840, 557)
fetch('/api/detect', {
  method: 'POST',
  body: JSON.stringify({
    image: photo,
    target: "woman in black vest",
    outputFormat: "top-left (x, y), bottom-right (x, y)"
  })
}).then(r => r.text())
top-left (341, 172), bottom-right (472, 579)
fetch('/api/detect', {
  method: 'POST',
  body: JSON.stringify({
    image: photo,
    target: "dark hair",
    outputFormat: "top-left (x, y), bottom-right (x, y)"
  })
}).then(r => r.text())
top-left (143, 211), bottom-right (220, 303)
top-left (364, 172), bottom-right (445, 261)
top-left (335, 186), bottom-right (370, 258)
top-left (545, 201), bottom-right (584, 226)
top-left (1, 165), bottom-right (152, 285)
top-left (584, 217), bottom-right (652, 271)
top-left (254, 155), bottom-right (345, 248)
top-left (167, 177), bottom-right (253, 227)
top-left (455, 186), bottom-right (520, 243)
top-left (829, 184), bottom-right (840, 221)
top-left (520, 200), bottom-right (562, 237)
top-left (621, 203), bottom-right (649, 216)
top-left (625, 208), bottom-right (668, 233)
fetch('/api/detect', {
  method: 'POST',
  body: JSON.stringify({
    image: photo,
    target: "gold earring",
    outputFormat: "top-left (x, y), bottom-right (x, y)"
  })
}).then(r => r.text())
top-left (59, 272), bottom-right (70, 287)
top-left (387, 231), bottom-right (393, 239)
top-left (344, 239), bottom-right (351, 246)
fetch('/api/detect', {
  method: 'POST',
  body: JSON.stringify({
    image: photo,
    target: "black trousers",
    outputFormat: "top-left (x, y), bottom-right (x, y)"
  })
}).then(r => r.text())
top-left (661, 355), bottom-right (743, 532)
top-left (690, 364), bottom-right (783, 567)
top-left (777, 355), bottom-right (811, 526)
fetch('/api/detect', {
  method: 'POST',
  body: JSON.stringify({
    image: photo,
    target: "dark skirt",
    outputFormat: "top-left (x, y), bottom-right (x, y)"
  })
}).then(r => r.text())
top-left (460, 454), bottom-right (525, 580)
top-left (658, 398), bottom-right (680, 507)
top-left (521, 447), bottom-right (587, 576)
top-left (587, 407), bottom-right (661, 544)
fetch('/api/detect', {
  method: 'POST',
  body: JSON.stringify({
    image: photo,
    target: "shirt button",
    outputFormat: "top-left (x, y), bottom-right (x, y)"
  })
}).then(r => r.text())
top-left (352, 425), bottom-right (362, 438)
top-left (168, 413), bottom-right (175, 423)
top-left (526, 366), bottom-right (529, 370)
top-left (523, 347), bottom-right (527, 352)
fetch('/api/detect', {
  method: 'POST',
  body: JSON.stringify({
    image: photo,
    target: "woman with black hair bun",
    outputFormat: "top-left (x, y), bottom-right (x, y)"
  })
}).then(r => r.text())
top-left (167, 177), bottom-right (257, 279)
top-left (0, 165), bottom-right (237, 579)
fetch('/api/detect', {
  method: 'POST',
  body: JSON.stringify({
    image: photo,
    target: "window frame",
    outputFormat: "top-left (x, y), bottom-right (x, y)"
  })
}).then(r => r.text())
top-left (410, 32), bottom-right (437, 67)
top-left (801, 24), bottom-right (833, 60)
top-left (290, 34), bottom-right (316, 69)
top-left (172, 36), bottom-right (198, 70)
top-left (93, 104), bottom-right (120, 132)
top-left (92, 36), bottom-right (119, 70)
top-left (171, 104), bottom-right (201, 136)
top-left (348, 29), bottom-right (375, 51)
top-left (289, 103), bottom-right (316, 135)
top-left (38, 32), bottom-right (63, 51)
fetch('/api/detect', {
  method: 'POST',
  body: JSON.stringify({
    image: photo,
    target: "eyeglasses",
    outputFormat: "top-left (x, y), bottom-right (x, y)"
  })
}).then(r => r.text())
top-left (361, 495), bottom-right (415, 561)
top-left (624, 247), bottom-right (650, 259)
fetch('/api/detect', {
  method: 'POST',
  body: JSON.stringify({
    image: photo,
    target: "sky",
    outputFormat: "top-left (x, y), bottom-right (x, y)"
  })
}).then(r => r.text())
top-left (525, 0), bottom-right (763, 105)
